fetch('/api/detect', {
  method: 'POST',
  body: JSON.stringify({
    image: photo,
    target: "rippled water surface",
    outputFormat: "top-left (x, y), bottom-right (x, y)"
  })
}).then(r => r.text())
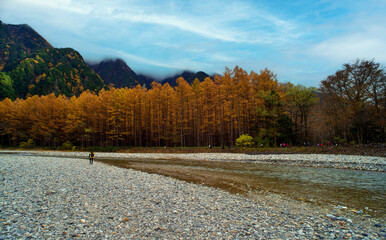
top-left (98, 158), bottom-right (385, 217)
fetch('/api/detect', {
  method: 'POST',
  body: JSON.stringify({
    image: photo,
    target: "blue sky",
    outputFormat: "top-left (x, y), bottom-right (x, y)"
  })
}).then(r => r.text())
top-left (1, 0), bottom-right (385, 86)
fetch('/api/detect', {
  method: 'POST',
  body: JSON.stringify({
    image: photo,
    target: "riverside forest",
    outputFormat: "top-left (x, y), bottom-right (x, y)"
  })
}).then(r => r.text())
top-left (0, 21), bottom-right (385, 149)
top-left (0, 61), bottom-right (385, 149)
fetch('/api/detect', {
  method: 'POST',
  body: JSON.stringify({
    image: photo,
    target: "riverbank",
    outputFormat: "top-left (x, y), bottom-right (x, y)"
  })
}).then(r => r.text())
top-left (116, 145), bottom-right (386, 157)
top-left (4, 144), bottom-right (386, 157)
top-left (0, 153), bottom-right (384, 239)
top-left (1, 150), bottom-right (385, 171)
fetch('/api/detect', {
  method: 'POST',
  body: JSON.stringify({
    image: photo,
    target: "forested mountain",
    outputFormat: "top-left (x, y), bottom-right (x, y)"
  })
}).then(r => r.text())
top-left (161, 70), bottom-right (209, 87)
top-left (137, 74), bottom-right (156, 88)
top-left (89, 59), bottom-right (147, 88)
top-left (89, 59), bottom-right (211, 89)
top-left (9, 48), bottom-right (105, 98)
top-left (0, 20), bottom-right (52, 71)
top-left (0, 20), bottom-right (211, 99)
top-left (0, 21), bottom-right (105, 99)
top-left (137, 70), bottom-right (211, 88)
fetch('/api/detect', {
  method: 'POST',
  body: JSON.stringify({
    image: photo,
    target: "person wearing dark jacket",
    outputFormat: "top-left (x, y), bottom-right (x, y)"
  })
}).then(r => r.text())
top-left (89, 151), bottom-right (94, 164)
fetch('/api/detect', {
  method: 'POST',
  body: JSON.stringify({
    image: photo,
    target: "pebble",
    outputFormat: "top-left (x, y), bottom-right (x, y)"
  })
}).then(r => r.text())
top-left (0, 153), bottom-right (384, 239)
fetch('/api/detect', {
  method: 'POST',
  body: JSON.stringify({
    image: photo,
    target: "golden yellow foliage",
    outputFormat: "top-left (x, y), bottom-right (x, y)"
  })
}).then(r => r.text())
top-left (0, 66), bottom-right (301, 147)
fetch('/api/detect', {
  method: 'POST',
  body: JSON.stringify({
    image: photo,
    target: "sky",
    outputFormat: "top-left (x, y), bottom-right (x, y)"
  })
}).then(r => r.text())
top-left (1, 0), bottom-right (385, 86)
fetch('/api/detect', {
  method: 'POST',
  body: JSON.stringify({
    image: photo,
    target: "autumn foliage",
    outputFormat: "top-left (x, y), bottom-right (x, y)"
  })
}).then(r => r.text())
top-left (0, 66), bottom-right (286, 147)
top-left (0, 62), bottom-right (384, 149)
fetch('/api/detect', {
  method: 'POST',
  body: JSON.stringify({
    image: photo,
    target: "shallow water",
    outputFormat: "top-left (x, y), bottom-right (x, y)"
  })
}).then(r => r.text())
top-left (97, 158), bottom-right (386, 217)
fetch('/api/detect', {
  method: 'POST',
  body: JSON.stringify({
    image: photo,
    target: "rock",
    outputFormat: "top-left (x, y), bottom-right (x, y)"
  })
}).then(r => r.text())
top-left (374, 223), bottom-right (381, 227)
top-left (325, 214), bottom-right (352, 223)
top-left (326, 214), bottom-right (338, 220)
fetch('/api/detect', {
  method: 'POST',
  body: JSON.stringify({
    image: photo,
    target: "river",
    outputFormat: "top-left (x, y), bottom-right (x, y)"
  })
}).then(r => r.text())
top-left (97, 158), bottom-right (385, 218)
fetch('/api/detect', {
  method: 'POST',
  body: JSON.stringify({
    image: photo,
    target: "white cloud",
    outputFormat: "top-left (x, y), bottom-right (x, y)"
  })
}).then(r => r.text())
top-left (16, 0), bottom-right (91, 15)
top-left (212, 54), bottom-right (236, 62)
top-left (113, 50), bottom-right (188, 71)
top-left (309, 27), bottom-right (386, 63)
top-left (10, 0), bottom-right (386, 86)
top-left (5, 0), bottom-right (298, 45)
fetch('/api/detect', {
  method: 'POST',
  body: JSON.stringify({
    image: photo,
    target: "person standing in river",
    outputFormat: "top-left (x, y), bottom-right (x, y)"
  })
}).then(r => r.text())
top-left (89, 151), bottom-right (94, 164)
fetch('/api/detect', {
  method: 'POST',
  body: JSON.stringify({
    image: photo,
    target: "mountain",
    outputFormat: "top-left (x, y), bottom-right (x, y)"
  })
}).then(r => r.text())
top-left (88, 58), bottom-right (211, 88)
top-left (0, 20), bottom-right (52, 71)
top-left (0, 20), bottom-right (214, 100)
top-left (193, 71), bottom-right (211, 82)
top-left (0, 21), bottom-right (105, 99)
top-left (161, 70), bottom-right (210, 87)
top-left (137, 74), bottom-right (156, 88)
top-left (9, 48), bottom-right (105, 98)
top-left (89, 59), bottom-right (148, 88)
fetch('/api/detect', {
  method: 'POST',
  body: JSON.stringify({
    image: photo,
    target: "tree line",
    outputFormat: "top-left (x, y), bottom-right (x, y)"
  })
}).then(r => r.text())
top-left (0, 60), bottom-right (384, 148)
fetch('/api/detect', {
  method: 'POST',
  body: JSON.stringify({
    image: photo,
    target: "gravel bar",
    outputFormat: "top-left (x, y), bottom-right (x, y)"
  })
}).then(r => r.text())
top-left (2, 150), bottom-right (385, 171)
top-left (1, 152), bottom-right (385, 239)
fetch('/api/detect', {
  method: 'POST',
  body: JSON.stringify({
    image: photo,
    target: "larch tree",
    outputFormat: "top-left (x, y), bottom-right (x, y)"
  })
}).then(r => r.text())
top-left (175, 77), bottom-right (192, 146)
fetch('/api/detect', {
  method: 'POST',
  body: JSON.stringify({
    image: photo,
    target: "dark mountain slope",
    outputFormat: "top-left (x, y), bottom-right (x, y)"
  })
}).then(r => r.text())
top-left (161, 70), bottom-right (209, 87)
top-left (89, 59), bottom-right (143, 88)
top-left (137, 74), bottom-right (156, 89)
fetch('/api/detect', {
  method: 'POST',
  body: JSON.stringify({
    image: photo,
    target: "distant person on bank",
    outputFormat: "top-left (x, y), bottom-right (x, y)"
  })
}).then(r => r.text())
top-left (89, 151), bottom-right (94, 164)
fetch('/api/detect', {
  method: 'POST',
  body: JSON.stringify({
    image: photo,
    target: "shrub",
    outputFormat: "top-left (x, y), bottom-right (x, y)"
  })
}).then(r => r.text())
top-left (333, 136), bottom-right (345, 145)
top-left (19, 139), bottom-right (34, 149)
top-left (61, 141), bottom-right (73, 150)
top-left (255, 137), bottom-right (272, 148)
top-left (235, 134), bottom-right (254, 147)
